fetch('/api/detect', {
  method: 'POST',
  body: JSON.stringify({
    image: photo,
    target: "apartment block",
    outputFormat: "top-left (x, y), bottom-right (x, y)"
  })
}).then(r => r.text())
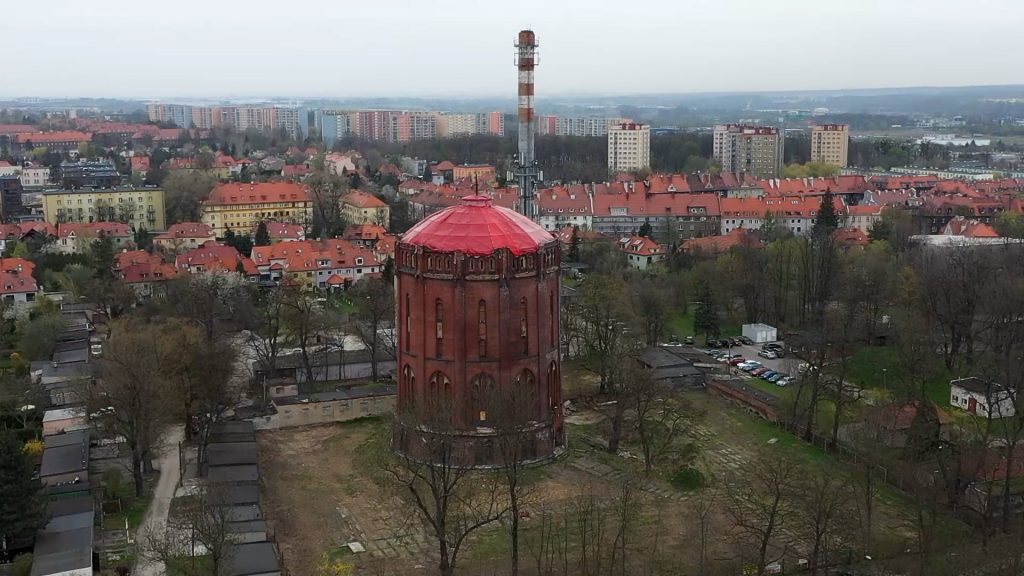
top-left (712, 124), bottom-right (784, 179)
top-left (42, 187), bottom-right (167, 230)
top-left (317, 110), bottom-right (352, 148)
top-left (607, 123), bottom-right (651, 173)
top-left (810, 123), bottom-right (849, 167)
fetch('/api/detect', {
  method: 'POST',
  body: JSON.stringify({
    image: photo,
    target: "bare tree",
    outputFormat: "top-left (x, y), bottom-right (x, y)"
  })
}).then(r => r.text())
top-left (348, 278), bottom-right (395, 382)
top-left (143, 485), bottom-right (238, 576)
top-left (794, 471), bottom-right (854, 576)
top-left (578, 273), bottom-right (635, 394)
top-left (383, 405), bottom-right (508, 576)
top-left (726, 456), bottom-right (802, 576)
top-left (693, 486), bottom-right (719, 576)
top-left (281, 288), bottom-right (333, 388)
top-left (246, 287), bottom-right (285, 381)
top-left (168, 270), bottom-right (251, 343)
top-left (92, 318), bottom-right (172, 496)
top-left (632, 375), bottom-right (698, 474)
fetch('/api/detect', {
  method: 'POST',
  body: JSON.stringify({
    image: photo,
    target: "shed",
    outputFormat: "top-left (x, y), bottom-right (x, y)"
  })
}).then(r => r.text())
top-left (742, 323), bottom-right (777, 344)
top-left (207, 464), bottom-right (259, 484)
top-left (206, 442), bottom-right (259, 467)
top-left (224, 541), bottom-right (281, 576)
top-left (42, 407), bottom-right (87, 436)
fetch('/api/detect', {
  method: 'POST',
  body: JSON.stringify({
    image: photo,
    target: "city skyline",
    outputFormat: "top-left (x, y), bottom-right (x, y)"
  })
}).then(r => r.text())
top-left (6, 0), bottom-right (1024, 99)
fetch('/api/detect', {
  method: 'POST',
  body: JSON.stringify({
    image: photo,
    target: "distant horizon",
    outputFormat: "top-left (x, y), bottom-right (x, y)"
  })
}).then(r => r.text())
top-left (3, 83), bottom-right (1024, 105)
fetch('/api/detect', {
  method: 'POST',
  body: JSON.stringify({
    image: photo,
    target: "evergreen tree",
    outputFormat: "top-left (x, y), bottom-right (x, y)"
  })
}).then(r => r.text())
top-left (638, 220), bottom-right (653, 238)
top-left (568, 226), bottom-right (581, 262)
top-left (693, 283), bottom-right (720, 344)
top-left (92, 234), bottom-right (115, 278)
top-left (254, 222), bottom-right (271, 246)
top-left (0, 431), bottom-right (48, 550)
top-left (813, 188), bottom-right (840, 237)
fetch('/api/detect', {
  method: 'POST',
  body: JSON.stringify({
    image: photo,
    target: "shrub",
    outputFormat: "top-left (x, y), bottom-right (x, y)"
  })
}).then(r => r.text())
top-left (668, 466), bottom-right (705, 491)
top-left (12, 553), bottom-right (33, 576)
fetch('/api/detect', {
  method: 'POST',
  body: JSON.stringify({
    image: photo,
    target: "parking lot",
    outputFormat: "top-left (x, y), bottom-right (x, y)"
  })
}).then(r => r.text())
top-left (697, 342), bottom-right (804, 382)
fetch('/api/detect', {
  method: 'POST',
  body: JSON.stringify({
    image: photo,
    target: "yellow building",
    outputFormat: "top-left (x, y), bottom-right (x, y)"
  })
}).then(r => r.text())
top-left (201, 181), bottom-right (313, 237)
top-left (810, 124), bottom-right (849, 168)
top-left (341, 190), bottom-right (390, 228)
top-left (42, 186), bottom-right (167, 231)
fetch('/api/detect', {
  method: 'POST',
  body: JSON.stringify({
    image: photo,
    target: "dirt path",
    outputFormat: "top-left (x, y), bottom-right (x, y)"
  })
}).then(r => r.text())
top-left (133, 425), bottom-right (184, 576)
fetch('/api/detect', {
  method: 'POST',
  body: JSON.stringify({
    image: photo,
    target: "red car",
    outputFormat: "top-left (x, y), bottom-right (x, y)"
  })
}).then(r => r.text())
top-left (728, 357), bottom-right (746, 366)
top-left (751, 367), bottom-right (769, 376)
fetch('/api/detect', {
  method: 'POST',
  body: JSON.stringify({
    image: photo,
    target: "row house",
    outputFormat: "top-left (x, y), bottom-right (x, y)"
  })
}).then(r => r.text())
top-left (250, 239), bottom-right (381, 290)
top-left (845, 204), bottom-right (884, 234)
top-left (917, 196), bottom-right (1005, 234)
top-left (536, 184), bottom-right (592, 231)
top-left (342, 223), bottom-right (389, 247)
top-left (201, 182), bottom-right (313, 237)
top-left (265, 222), bottom-right (305, 242)
top-left (341, 190), bottom-right (390, 228)
top-left (13, 131), bottom-right (93, 154)
top-left (591, 183), bottom-right (722, 242)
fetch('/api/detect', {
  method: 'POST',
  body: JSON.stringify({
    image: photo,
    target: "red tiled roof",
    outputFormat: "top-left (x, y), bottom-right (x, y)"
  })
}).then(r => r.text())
top-left (130, 156), bottom-right (151, 171)
top-left (265, 222), bottom-right (304, 240)
top-left (175, 241), bottom-right (257, 275)
top-left (943, 217), bottom-right (1000, 238)
top-left (617, 235), bottom-right (665, 256)
top-left (433, 160), bottom-right (455, 171)
top-left (14, 131), bottom-right (92, 144)
top-left (343, 223), bottom-right (388, 242)
top-left (17, 221), bottom-right (56, 236)
top-left (343, 190), bottom-right (388, 209)
top-left (867, 401), bottom-right (952, 431)
top-left (155, 222), bottom-right (214, 240)
top-left (0, 124), bottom-right (36, 135)
top-left (282, 164), bottom-right (312, 176)
top-left (679, 227), bottom-right (763, 254)
top-left (327, 274), bottom-right (347, 286)
top-left (114, 250), bottom-right (179, 284)
top-left (0, 258), bottom-right (37, 295)
top-left (205, 182), bottom-right (310, 206)
top-left (57, 222), bottom-right (132, 239)
top-left (832, 227), bottom-right (870, 246)
top-left (251, 238), bottom-right (379, 272)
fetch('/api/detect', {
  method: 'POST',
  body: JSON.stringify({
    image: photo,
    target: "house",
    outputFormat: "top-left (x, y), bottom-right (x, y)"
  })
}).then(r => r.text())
top-left (638, 347), bottom-right (705, 389)
top-left (250, 239), bottom-right (381, 289)
top-left (175, 241), bottom-right (258, 278)
top-left (253, 384), bottom-right (396, 430)
top-left (341, 190), bottom-right (390, 227)
top-left (537, 184), bottom-right (593, 231)
top-left (0, 257), bottom-right (40, 310)
top-left (54, 222), bottom-right (133, 255)
top-left (951, 377), bottom-right (1017, 418)
top-left (941, 215), bottom-right (1000, 239)
top-left (342, 223), bottom-right (388, 247)
top-left (114, 250), bottom-right (179, 298)
top-left (832, 227), bottom-right (870, 248)
top-left (154, 222), bottom-right (216, 252)
top-left (844, 401), bottom-right (954, 448)
top-left (846, 204), bottom-right (883, 233)
top-left (617, 235), bottom-right (666, 270)
top-left (264, 221), bottom-right (305, 243)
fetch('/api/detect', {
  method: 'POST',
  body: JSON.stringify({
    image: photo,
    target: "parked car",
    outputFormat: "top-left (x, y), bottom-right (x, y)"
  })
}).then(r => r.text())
top-left (760, 370), bottom-right (777, 380)
top-left (729, 357), bottom-right (747, 366)
top-left (776, 377), bottom-right (792, 387)
top-left (751, 367), bottom-right (769, 376)
top-left (684, 336), bottom-right (694, 345)
top-left (761, 342), bottom-right (783, 351)
top-left (739, 336), bottom-right (754, 345)
top-left (741, 361), bottom-right (762, 371)
top-left (709, 340), bottom-right (722, 348)
top-left (768, 373), bottom-right (785, 382)
top-left (758, 350), bottom-right (777, 359)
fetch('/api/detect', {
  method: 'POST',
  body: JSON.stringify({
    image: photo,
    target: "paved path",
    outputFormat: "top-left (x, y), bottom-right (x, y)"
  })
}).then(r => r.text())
top-left (133, 425), bottom-right (185, 576)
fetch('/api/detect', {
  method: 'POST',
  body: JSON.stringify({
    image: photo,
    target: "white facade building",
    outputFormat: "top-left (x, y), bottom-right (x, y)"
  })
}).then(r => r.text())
top-left (950, 378), bottom-right (1016, 418)
top-left (607, 123), bottom-right (650, 173)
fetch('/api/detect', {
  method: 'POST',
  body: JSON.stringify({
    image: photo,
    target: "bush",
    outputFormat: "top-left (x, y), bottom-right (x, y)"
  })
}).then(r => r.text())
top-left (12, 553), bottom-right (32, 576)
top-left (668, 466), bottom-right (705, 491)
top-left (103, 468), bottom-right (131, 501)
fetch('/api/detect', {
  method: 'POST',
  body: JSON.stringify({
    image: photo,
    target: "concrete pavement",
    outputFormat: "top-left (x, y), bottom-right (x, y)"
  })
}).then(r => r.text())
top-left (133, 424), bottom-right (184, 576)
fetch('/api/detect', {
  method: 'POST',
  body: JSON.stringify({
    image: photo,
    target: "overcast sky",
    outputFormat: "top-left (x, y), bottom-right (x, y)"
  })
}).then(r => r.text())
top-left (4, 0), bottom-right (1022, 99)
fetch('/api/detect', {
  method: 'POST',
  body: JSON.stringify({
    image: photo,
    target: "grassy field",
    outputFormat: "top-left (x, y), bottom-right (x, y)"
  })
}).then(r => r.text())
top-left (846, 346), bottom-right (954, 406)
top-left (667, 307), bottom-right (741, 344)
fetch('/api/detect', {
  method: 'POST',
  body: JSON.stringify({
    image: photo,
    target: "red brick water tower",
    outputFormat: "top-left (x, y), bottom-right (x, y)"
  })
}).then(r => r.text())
top-left (394, 195), bottom-right (565, 466)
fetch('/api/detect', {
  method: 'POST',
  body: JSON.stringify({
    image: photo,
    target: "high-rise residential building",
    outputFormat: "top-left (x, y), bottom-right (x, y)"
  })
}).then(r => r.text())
top-left (147, 104), bottom-right (193, 128)
top-left (276, 107), bottom-right (309, 140)
top-left (607, 123), bottom-right (651, 173)
top-left (712, 124), bottom-right (784, 179)
top-left (810, 123), bottom-right (849, 167)
top-left (317, 110), bottom-right (352, 148)
top-left (537, 115), bottom-right (631, 137)
top-left (191, 107), bottom-right (214, 129)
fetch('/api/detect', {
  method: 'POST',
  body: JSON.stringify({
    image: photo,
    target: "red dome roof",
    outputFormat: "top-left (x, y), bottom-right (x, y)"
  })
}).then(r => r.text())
top-left (401, 195), bottom-right (554, 256)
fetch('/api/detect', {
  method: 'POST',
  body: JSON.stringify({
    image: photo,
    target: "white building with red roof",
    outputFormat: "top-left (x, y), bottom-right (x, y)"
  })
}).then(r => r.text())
top-left (617, 235), bottom-right (666, 270)
top-left (154, 222), bottom-right (216, 253)
top-left (342, 223), bottom-right (388, 247)
top-left (0, 258), bottom-right (40, 310)
top-left (250, 239), bottom-right (381, 290)
top-left (54, 222), bottom-right (132, 254)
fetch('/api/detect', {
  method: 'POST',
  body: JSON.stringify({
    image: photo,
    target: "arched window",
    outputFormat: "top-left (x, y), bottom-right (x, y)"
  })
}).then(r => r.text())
top-left (428, 371), bottom-right (452, 413)
top-left (400, 365), bottom-right (415, 413)
top-left (469, 373), bottom-right (496, 425)
top-left (516, 369), bottom-right (537, 418)
top-left (520, 297), bottom-right (529, 355)
top-left (404, 293), bottom-right (411, 352)
top-left (478, 300), bottom-right (488, 359)
top-left (546, 361), bottom-right (559, 419)
top-left (435, 299), bottom-right (444, 358)
top-left (549, 291), bottom-right (556, 348)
